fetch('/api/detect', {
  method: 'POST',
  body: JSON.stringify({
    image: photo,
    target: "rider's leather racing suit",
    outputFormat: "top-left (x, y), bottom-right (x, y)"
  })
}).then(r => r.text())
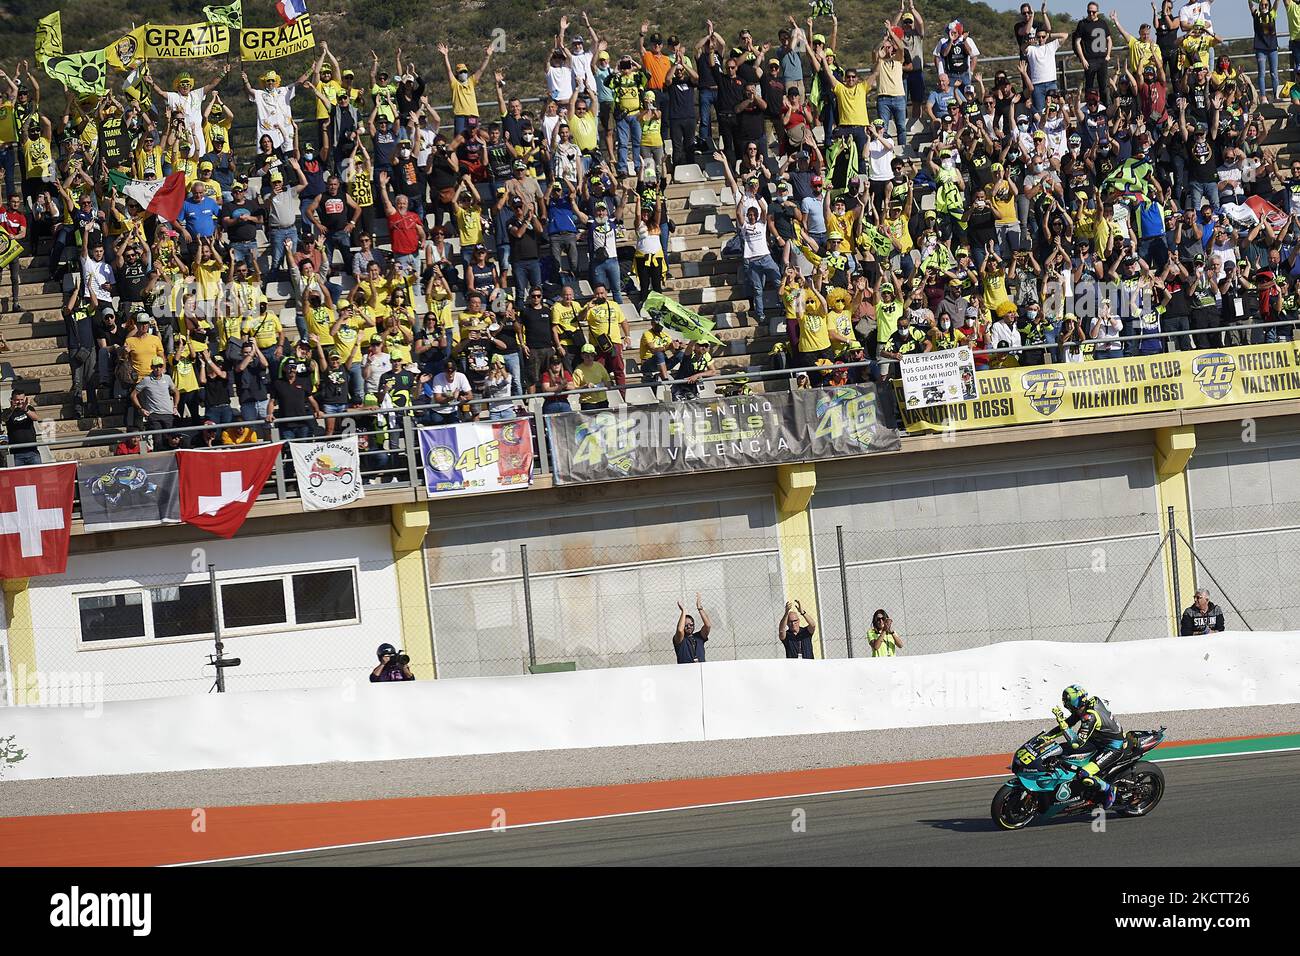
top-left (1066, 696), bottom-right (1127, 802)
top-left (1016, 698), bottom-right (1127, 804)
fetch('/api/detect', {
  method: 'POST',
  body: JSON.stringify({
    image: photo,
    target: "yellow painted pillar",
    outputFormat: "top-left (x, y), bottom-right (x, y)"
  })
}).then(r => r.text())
top-left (390, 503), bottom-right (436, 679)
top-left (774, 462), bottom-right (822, 657)
top-left (3, 577), bottom-right (37, 705)
top-left (1153, 425), bottom-right (1197, 633)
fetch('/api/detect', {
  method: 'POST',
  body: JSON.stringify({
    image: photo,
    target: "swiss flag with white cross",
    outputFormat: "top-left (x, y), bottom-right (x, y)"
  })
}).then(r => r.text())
top-left (178, 444), bottom-right (283, 539)
top-left (0, 462), bottom-right (76, 579)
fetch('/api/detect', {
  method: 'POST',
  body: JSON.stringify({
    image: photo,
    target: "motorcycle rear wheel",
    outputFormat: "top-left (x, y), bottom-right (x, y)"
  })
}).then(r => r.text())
top-left (991, 783), bottom-right (1040, 830)
top-left (1113, 761), bottom-right (1165, 817)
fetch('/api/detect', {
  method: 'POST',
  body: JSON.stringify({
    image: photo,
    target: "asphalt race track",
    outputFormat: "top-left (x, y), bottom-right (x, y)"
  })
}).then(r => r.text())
top-left (217, 750), bottom-right (1300, 867)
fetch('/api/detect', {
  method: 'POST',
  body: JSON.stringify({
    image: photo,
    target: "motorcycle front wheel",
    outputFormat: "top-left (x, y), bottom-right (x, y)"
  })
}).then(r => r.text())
top-left (991, 783), bottom-right (1040, 830)
top-left (1112, 761), bottom-right (1165, 817)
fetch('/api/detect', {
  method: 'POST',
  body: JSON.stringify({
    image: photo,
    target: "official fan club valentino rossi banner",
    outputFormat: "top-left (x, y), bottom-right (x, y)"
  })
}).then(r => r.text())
top-left (900, 342), bottom-right (1300, 434)
top-left (548, 385), bottom-right (900, 485)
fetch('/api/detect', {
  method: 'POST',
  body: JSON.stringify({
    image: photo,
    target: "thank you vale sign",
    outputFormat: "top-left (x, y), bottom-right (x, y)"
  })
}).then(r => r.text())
top-left (241, 14), bottom-right (316, 61)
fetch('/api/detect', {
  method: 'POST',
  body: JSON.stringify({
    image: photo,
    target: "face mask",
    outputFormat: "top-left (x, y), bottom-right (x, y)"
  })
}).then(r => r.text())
top-left (523, 133), bottom-right (534, 143)
top-left (458, 71), bottom-right (469, 82)
top-left (940, 319), bottom-right (951, 331)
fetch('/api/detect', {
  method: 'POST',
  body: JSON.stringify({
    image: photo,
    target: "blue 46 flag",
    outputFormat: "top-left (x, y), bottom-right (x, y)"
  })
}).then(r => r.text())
top-left (418, 421), bottom-right (534, 497)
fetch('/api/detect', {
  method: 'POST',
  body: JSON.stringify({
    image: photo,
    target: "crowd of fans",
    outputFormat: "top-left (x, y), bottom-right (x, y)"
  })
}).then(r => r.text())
top-left (0, 2), bottom-right (1297, 463)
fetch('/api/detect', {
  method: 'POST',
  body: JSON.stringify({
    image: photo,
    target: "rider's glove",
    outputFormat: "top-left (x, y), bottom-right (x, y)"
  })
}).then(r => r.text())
top-left (1052, 706), bottom-right (1068, 729)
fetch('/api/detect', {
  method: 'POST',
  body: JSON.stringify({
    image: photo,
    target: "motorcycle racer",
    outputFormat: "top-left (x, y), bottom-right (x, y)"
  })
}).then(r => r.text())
top-left (1012, 685), bottom-right (1126, 810)
top-left (1057, 684), bottom-right (1127, 809)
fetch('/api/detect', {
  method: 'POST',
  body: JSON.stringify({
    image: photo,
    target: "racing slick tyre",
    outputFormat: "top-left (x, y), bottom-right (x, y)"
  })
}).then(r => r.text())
top-left (991, 783), bottom-right (1040, 830)
top-left (1112, 761), bottom-right (1165, 817)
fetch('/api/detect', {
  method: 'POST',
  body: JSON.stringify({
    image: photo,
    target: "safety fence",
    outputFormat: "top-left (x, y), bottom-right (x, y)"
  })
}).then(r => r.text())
top-left (423, 505), bottom-right (1290, 679)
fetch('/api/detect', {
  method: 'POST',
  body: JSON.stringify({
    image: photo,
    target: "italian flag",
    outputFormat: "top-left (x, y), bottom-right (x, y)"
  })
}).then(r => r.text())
top-left (107, 170), bottom-right (187, 223)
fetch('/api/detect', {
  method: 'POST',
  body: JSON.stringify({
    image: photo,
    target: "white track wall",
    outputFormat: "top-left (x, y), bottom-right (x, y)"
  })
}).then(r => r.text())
top-left (22, 525), bottom-right (402, 702)
top-left (4, 633), bottom-right (1297, 780)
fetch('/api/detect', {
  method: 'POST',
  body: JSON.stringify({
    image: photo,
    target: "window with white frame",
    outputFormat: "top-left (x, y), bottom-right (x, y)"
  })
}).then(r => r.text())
top-left (75, 567), bottom-right (360, 648)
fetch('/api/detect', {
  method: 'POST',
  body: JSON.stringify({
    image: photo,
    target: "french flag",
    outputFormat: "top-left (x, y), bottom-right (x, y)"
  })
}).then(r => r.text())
top-left (277, 0), bottom-right (308, 23)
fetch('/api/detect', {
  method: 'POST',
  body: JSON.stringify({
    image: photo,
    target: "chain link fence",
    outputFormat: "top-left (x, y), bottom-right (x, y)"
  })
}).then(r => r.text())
top-left (428, 508), bottom-right (1295, 679)
top-left (429, 537), bottom-right (790, 677)
top-left (3, 512), bottom-right (1293, 702)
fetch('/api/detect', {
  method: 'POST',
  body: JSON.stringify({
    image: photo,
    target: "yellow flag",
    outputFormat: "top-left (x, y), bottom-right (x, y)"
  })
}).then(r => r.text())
top-left (106, 27), bottom-right (148, 71)
top-left (35, 12), bottom-right (63, 64)
top-left (142, 22), bottom-right (231, 60)
top-left (240, 14), bottom-right (316, 62)
top-left (0, 231), bottom-right (21, 270)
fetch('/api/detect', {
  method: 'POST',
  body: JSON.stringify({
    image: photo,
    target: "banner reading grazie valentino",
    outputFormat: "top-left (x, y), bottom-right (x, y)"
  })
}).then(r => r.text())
top-left (241, 15), bottom-right (316, 61)
top-left (549, 384), bottom-right (899, 485)
top-left (900, 342), bottom-right (1300, 433)
top-left (143, 22), bottom-right (231, 59)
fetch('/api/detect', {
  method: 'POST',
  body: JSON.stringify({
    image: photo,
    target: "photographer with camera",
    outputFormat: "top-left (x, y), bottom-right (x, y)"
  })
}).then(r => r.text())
top-left (370, 642), bottom-right (415, 682)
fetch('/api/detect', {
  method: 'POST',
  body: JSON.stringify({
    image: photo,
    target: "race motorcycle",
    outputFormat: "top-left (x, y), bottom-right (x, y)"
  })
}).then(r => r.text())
top-left (990, 727), bottom-right (1168, 830)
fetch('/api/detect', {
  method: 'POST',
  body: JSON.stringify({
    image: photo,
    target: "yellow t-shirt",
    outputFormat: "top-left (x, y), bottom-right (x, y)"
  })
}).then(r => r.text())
top-left (427, 294), bottom-right (455, 342)
top-left (797, 303), bottom-right (832, 353)
top-left (371, 83), bottom-right (398, 122)
top-left (204, 116), bottom-right (233, 154)
top-left (23, 135), bottom-right (53, 180)
top-left (458, 309), bottom-right (492, 338)
top-left (356, 277), bottom-right (396, 314)
top-left (551, 301), bottom-right (584, 345)
top-left (1127, 39), bottom-right (1159, 76)
top-left (247, 312), bottom-right (283, 349)
top-left (572, 360), bottom-right (611, 404)
top-left (193, 258), bottom-right (225, 302)
top-left (230, 280), bottom-right (262, 318)
top-left (639, 328), bottom-right (672, 362)
top-left (0, 101), bottom-right (17, 145)
top-left (316, 79), bottom-right (343, 120)
top-left (584, 301), bottom-right (624, 344)
top-left (640, 113), bottom-right (663, 147)
top-left (882, 214), bottom-right (912, 254)
top-left (134, 144), bottom-right (163, 180)
top-left (451, 76), bottom-right (479, 117)
top-left (307, 305), bottom-right (337, 346)
top-left (455, 203), bottom-right (483, 247)
top-left (829, 310), bottom-right (857, 356)
top-left (214, 313), bottom-right (243, 352)
top-left (1180, 34), bottom-right (1214, 71)
top-left (570, 110), bottom-right (598, 152)
top-left (832, 78), bottom-right (870, 127)
top-left (125, 334), bottom-right (165, 377)
top-left (331, 313), bottom-right (365, 359)
top-left (826, 210), bottom-right (856, 253)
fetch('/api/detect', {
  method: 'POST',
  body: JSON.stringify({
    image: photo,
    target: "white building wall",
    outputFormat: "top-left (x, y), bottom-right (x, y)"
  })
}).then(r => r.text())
top-left (24, 525), bottom-right (401, 702)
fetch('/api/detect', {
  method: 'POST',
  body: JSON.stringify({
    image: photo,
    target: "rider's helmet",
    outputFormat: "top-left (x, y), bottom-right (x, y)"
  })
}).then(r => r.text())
top-left (1062, 684), bottom-right (1090, 714)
